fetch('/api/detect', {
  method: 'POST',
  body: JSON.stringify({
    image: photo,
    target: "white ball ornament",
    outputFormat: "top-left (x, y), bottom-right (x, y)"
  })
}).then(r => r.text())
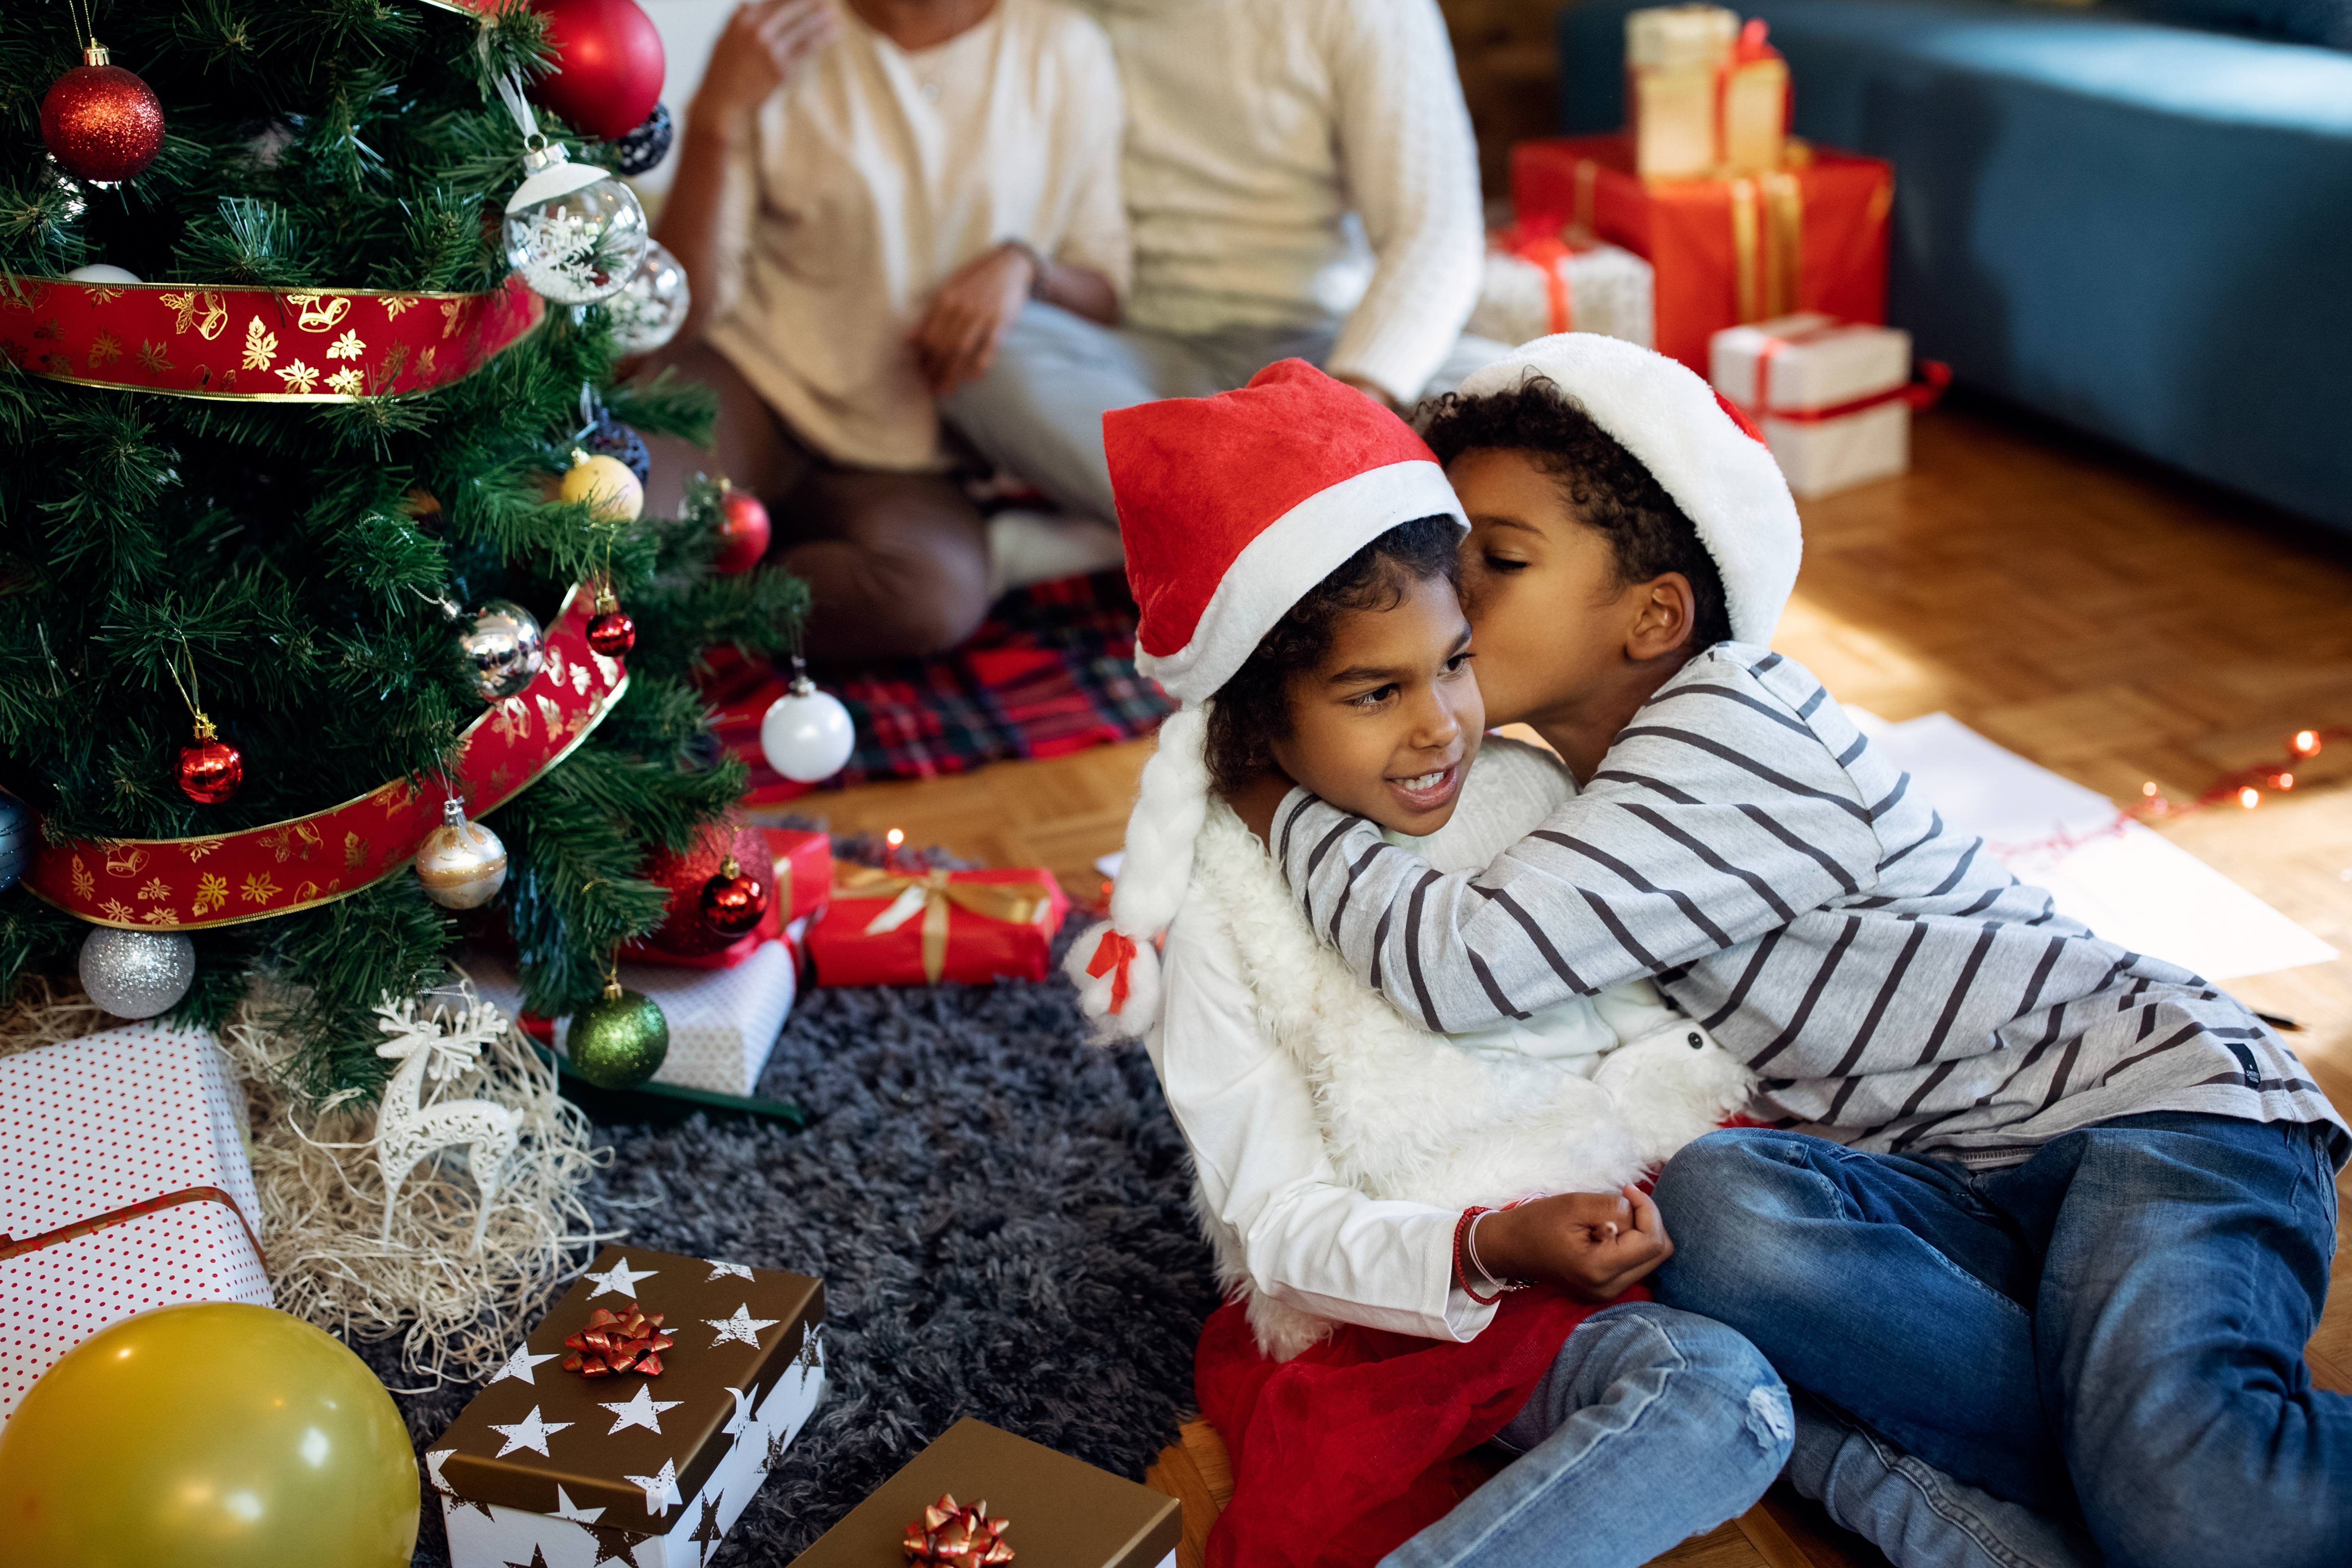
top-left (79, 927), bottom-right (196, 1019)
top-left (558, 448), bottom-right (644, 523)
top-left (503, 141), bottom-right (650, 306)
top-left (760, 667), bottom-right (856, 783)
top-left (606, 240), bottom-right (690, 356)
top-left (67, 263), bottom-right (141, 284)
top-left (415, 799), bottom-right (510, 910)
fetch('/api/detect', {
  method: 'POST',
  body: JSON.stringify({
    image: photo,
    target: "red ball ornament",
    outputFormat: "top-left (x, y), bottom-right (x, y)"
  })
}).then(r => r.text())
top-left (637, 818), bottom-right (770, 956)
top-left (586, 589), bottom-right (637, 657)
top-left (176, 722), bottom-right (243, 805)
top-left (529, 0), bottom-right (667, 143)
top-left (712, 480), bottom-right (771, 574)
top-left (699, 854), bottom-right (770, 938)
top-left (41, 45), bottom-right (165, 186)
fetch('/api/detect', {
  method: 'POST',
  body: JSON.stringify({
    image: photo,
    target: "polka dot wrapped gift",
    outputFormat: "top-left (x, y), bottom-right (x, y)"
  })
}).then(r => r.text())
top-left (0, 1024), bottom-right (272, 1423)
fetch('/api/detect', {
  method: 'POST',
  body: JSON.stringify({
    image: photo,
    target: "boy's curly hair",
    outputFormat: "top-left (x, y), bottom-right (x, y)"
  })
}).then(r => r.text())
top-left (1202, 516), bottom-right (1460, 799)
top-left (1420, 375), bottom-right (1731, 651)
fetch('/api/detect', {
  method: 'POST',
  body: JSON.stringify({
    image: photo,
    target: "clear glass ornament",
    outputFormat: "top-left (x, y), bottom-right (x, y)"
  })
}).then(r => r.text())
top-left (503, 140), bottom-right (649, 306)
top-left (79, 926), bottom-right (195, 1019)
top-left (606, 240), bottom-right (690, 356)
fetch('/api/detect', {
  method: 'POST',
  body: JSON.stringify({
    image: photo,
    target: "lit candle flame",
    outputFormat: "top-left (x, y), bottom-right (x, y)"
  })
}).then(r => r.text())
top-left (2292, 730), bottom-right (2320, 756)
top-left (2278, 772), bottom-right (2294, 791)
top-left (2238, 786), bottom-right (2260, 810)
top-left (886, 828), bottom-right (904, 848)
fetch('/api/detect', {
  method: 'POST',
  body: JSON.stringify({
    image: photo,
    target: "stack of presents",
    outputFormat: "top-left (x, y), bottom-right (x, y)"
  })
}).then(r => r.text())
top-left (0, 834), bottom-right (1128, 1568)
top-left (469, 824), bottom-right (1070, 1099)
top-left (1477, 2), bottom-right (1940, 498)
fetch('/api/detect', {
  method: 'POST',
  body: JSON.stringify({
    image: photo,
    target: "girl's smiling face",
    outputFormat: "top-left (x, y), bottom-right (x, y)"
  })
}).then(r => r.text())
top-left (1265, 572), bottom-right (1485, 837)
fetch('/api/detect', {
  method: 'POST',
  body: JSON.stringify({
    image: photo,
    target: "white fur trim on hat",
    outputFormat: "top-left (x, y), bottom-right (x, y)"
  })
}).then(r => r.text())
top-left (1455, 333), bottom-right (1802, 644)
top-left (1131, 461), bottom-right (1465, 705)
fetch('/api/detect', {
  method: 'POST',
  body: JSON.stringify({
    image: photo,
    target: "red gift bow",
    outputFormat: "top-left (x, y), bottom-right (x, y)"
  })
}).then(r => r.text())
top-left (562, 1305), bottom-right (675, 1377)
top-left (903, 1494), bottom-right (1014, 1566)
top-left (1495, 220), bottom-right (1576, 335)
top-left (1086, 930), bottom-right (1139, 1014)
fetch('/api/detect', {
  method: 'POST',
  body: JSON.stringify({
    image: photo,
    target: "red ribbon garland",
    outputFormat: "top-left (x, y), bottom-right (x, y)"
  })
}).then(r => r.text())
top-left (1085, 931), bottom-right (1138, 1014)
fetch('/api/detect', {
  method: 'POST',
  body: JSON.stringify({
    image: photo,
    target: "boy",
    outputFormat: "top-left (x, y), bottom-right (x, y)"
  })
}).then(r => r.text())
top-left (1252, 334), bottom-right (2348, 1568)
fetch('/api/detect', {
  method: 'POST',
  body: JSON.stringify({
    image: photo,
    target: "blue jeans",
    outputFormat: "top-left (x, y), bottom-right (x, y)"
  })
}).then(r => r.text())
top-left (1651, 1114), bottom-right (2349, 1568)
top-left (939, 302), bottom-right (1506, 524)
top-left (1379, 1302), bottom-right (1792, 1568)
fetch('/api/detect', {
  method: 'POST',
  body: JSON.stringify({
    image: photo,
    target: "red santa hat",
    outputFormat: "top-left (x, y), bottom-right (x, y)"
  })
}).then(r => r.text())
top-left (1454, 333), bottom-right (1802, 644)
top-left (1066, 361), bottom-right (1466, 1039)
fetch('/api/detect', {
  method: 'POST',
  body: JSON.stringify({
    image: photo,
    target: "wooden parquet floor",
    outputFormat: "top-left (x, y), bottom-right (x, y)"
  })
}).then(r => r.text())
top-left (799, 396), bottom-right (2352, 1566)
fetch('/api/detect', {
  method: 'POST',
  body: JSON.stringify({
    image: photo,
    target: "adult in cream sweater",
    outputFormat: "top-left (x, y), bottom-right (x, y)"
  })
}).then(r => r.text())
top-left (646, 0), bottom-right (1129, 660)
top-left (939, 0), bottom-right (1500, 524)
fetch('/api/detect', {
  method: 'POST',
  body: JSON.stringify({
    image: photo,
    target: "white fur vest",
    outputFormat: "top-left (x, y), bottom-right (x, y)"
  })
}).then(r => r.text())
top-left (1181, 800), bottom-right (1756, 1359)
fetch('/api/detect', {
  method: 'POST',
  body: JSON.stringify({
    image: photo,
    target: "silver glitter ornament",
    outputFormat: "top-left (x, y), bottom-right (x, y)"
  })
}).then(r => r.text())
top-left (606, 240), bottom-right (690, 356)
top-left (79, 926), bottom-right (196, 1019)
top-left (461, 599), bottom-right (544, 702)
top-left (503, 140), bottom-right (649, 306)
top-left (414, 797), bottom-right (510, 910)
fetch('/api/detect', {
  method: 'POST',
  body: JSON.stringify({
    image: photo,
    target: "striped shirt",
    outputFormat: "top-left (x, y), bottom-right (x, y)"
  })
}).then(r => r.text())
top-left (1276, 644), bottom-right (2347, 1169)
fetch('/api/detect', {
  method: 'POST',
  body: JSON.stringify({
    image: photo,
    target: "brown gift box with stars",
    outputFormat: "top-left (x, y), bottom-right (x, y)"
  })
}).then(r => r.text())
top-left (427, 1244), bottom-right (826, 1568)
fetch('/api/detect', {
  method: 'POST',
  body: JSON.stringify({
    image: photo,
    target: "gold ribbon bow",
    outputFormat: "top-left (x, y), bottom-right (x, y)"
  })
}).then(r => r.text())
top-left (833, 866), bottom-right (1054, 983)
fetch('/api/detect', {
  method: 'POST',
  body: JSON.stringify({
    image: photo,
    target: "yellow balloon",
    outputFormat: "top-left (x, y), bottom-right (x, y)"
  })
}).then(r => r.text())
top-left (559, 450), bottom-right (645, 523)
top-left (0, 1302), bottom-right (419, 1568)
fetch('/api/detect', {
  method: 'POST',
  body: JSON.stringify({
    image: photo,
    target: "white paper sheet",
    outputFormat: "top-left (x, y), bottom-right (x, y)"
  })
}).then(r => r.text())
top-left (1851, 711), bottom-right (2335, 981)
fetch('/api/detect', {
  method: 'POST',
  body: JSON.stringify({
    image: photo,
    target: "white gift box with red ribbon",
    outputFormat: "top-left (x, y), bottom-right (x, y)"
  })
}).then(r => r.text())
top-left (1470, 226), bottom-right (1654, 351)
top-left (1709, 313), bottom-right (1949, 497)
top-left (0, 1025), bottom-right (273, 1422)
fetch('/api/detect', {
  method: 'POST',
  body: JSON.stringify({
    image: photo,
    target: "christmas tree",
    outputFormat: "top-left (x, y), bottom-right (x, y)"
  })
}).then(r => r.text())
top-left (0, 0), bottom-right (804, 1097)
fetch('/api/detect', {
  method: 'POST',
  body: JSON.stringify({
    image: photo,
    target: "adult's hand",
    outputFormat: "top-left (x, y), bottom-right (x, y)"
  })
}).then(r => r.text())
top-left (908, 242), bottom-right (1037, 394)
top-left (1472, 1185), bottom-right (1675, 1303)
top-left (690, 0), bottom-right (840, 133)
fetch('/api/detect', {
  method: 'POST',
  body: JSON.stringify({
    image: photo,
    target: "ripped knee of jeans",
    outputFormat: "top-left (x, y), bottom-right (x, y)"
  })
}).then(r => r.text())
top-left (1746, 1383), bottom-right (1795, 1452)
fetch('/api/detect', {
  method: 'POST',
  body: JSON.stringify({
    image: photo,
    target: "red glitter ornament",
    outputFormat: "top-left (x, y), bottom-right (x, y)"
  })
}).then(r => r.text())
top-left (699, 853), bottom-right (770, 938)
top-left (637, 817), bottom-right (771, 957)
top-left (586, 587), bottom-right (636, 657)
top-left (711, 479), bottom-right (771, 574)
top-left (176, 719), bottom-right (243, 805)
top-left (41, 44), bottom-right (165, 186)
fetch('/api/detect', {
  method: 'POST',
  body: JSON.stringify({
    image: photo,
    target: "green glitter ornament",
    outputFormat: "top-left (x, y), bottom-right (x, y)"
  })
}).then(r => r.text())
top-left (568, 978), bottom-right (670, 1090)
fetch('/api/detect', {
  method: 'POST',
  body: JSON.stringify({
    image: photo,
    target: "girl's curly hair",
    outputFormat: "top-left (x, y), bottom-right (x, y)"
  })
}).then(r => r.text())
top-left (1202, 515), bottom-right (1460, 799)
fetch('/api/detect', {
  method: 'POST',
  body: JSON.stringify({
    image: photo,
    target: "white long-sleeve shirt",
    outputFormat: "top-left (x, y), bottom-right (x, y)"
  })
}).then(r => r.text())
top-left (1276, 646), bottom-right (2348, 1168)
top-left (707, 0), bottom-right (1130, 470)
top-left (1151, 739), bottom-right (1691, 1345)
top-left (1079, 0), bottom-right (1484, 403)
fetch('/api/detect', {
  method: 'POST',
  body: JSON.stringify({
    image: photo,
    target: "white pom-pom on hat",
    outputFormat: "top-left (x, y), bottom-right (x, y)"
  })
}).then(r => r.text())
top-left (1070, 362), bottom-right (1468, 1040)
top-left (1454, 333), bottom-right (1802, 645)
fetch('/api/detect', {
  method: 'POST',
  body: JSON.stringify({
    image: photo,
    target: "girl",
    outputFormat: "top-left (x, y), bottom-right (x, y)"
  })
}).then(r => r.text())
top-left (1065, 360), bottom-right (1782, 1567)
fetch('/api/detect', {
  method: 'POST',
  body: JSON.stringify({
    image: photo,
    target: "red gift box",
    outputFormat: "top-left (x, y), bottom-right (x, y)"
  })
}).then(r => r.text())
top-left (809, 866), bottom-right (1069, 987)
top-left (1512, 134), bottom-right (1892, 373)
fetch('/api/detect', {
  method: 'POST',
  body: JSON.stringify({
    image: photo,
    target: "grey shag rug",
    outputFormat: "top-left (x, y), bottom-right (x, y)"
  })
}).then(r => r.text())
top-left (383, 914), bottom-right (1221, 1565)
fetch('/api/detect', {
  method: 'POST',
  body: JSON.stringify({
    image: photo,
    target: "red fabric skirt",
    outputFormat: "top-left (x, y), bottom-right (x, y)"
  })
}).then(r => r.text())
top-left (1195, 1286), bottom-right (1643, 1568)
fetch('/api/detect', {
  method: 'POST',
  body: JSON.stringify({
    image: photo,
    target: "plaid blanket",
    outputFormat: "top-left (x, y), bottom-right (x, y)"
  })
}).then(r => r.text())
top-left (704, 569), bottom-right (1174, 800)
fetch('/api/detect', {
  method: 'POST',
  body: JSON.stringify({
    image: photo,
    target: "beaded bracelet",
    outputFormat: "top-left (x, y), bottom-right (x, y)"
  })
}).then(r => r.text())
top-left (1452, 1205), bottom-right (1525, 1305)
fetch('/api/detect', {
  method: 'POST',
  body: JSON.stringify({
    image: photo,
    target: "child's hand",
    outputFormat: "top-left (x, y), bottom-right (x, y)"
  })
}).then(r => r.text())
top-left (1472, 1185), bottom-right (1674, 1304)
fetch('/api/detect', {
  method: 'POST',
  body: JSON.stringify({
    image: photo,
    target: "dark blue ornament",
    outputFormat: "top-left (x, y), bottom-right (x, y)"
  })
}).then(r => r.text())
top-left (587, 409), bottom-right (651, 485)
top-left (613, 103), bottom-right (673, 178)
top-left (0, 793), bottom-right (30, 895)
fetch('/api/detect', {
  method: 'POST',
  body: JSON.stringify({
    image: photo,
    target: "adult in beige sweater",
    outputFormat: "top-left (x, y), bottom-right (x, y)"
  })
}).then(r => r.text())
top-left (939, 0), bottom-right (1496, 525)
top-left (649, 0), bottom-right (1129, 659)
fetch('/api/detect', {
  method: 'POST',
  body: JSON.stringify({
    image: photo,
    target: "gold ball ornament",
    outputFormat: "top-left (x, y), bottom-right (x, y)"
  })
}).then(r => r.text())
top-left (568, 978), bottom-right (670, 1089)
top-left (415, 798), bottom-right (510, 910)
top-left (0, 1301), bottom-right (420, 1568)
top-left (560, 447), bottom-right (644, 524)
